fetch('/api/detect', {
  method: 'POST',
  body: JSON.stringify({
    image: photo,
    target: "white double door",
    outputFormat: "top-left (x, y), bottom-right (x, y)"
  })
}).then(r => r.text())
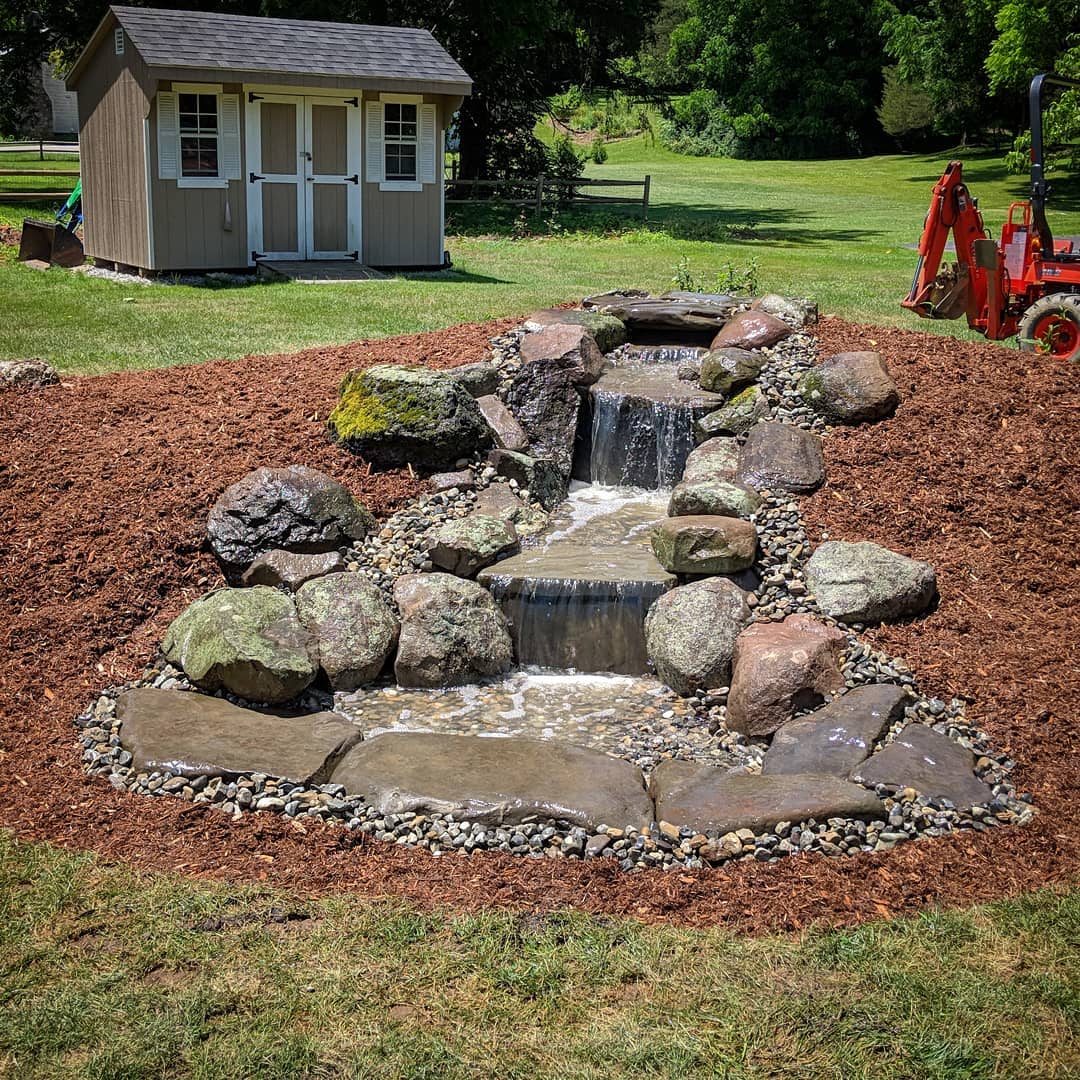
top-left (247, 93), bottom-right (362, 260)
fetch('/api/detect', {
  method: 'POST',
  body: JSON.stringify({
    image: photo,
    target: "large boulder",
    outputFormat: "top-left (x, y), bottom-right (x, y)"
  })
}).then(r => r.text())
top-left (476, 394), bottom-right (529, 452)
top-left (798, 351), bottom-right (900, 424)
top-left (751, 294), bottom-right (818, 328)
top-left (393, 573), bottom-right (513, 687)
top-left (644, 578), bottom-right (752, 695)
top-left (240, 549), bottom-right (347, 591)
top-left (698, 348), bottom-right (764, 395)
top-left (426, 513), bottom-right (519, 577)
top-left (329, 732), bottom-right (653, 831)
top-left (327, 364), bottom-right (492, 469)
top-left (668, 478), bottom-right (762, 520)
top-left (710, 309), bottom-right (792, 351)
top-left (487, 449), bottom-right (568, 510)
top-left (762, 683), bottom-right (909, 777)
top-left (518, 323), bottom-right (607, 385)
top-left (207, 465), bottom-right (373, 582)
top-left (523, 308), bottom-right (629, 353)
top-left (294, 573), bottom-right (399, 690)
top-left (504, 357), bottom-right (581, 475)
top-left (852, 724), bottom-right (996, 808)
top-left (695, 387), bottom-right (768, 440)
top-left (805, 541), bottom-right (937, 624)
top-left (161, 587), bottom-right (318, 704)
top-left (682, 436), bottom-right (740, 482)
top-left (650, 515), bottom-right (757, 574)
top-left (737, 422), bottom-right (825, 494)
top-left (0, 358), bottom-right (59, 390)
top-left (726, 614), bottom-right (847, 736)
top-left (116, 688), bottom-right (361, 783)
top-left (650, 761), bottom-right (884, 835)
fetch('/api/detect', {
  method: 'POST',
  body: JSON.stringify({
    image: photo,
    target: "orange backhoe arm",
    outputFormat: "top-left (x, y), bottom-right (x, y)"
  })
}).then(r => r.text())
top-left (902, 161), bottom-right (993, 328)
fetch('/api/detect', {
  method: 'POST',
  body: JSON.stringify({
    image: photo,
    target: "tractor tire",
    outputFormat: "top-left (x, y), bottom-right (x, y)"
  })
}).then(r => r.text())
top-left (1018, 292), bottom-right (1080, 362)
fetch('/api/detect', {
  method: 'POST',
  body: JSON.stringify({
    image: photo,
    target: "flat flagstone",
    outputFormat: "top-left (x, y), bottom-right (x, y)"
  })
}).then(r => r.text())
top-left (650, 760), bottom-right (885, 835)
top-left (116, 688), bottom-right (360, 783)
top-left (851, 724), bottom-right (996, 807)
top-left (329, 731), bottom-right (654, 830)
top-left (762, 683), bottom-right (909, 777)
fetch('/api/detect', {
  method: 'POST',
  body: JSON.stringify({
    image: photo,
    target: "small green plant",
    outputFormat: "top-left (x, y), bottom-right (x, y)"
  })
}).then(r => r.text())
top-left (671, 256), bottom-right (761, 295)
top-left (589, 133), bottom-right (608, 164)
top-left (716, 257), bottom-right (760, 296)
top-left (671, 256), bottom-right (703, 292)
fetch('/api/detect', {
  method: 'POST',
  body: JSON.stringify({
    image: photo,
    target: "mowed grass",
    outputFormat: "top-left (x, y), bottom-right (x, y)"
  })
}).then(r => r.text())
top-left (3, 141), bottom-right (1079, 373)
top-left (1, 834), bottom-right (1077, 1080)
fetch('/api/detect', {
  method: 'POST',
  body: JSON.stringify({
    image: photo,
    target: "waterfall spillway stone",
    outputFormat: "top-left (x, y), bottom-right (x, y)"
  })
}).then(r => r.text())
top-left (478, 543), bottom-right (676, 675)
top-left (585, 366), bottom-right (724, 489)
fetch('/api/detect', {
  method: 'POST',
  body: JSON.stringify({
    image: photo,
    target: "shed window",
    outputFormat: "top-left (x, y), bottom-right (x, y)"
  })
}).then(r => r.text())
top-left (179, 93), bottom-right (219, 177)
top-left (384, 102), bottom-right (417, 181)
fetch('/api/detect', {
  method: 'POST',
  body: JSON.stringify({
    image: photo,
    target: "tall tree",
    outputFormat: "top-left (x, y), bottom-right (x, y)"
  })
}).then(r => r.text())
top-left (668, 0), bottom-right (892, 157)
top-left (881, 0), bottom-right (1003, 143)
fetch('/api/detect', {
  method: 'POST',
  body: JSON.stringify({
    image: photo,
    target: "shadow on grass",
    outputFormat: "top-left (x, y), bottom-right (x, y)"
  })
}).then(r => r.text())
top-left (445, 202), bottom-right (882, 246)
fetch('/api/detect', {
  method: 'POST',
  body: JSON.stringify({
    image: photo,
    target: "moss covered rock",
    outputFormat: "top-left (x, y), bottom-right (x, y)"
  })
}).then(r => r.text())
top-left (695, 386), bottom-right (767, 440)
top-left (295, 573), bottom-right (399, 690)
top-left (327, 365), bottom-right (491, 469)
top-left (644, 578), bottom-right (752, 696)
top-left (698, 348), bottom-right (764, 395)
top-left (162, 587), bottom-right (318, 704)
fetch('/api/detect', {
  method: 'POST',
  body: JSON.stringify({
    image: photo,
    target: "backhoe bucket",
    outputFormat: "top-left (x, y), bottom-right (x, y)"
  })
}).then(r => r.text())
top-left (18, 219), bottom-right (84, 268)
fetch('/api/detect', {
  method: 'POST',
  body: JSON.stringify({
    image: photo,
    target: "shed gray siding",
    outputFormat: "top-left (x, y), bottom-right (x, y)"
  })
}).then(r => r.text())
top-left (75, 32), bottom-right (154, 269)
top-left (147, 84), bottom-right (249, 270)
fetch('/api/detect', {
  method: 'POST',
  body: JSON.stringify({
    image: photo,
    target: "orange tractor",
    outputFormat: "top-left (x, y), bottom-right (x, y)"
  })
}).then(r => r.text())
top-left (902, 73), bottom-right (1080, 361)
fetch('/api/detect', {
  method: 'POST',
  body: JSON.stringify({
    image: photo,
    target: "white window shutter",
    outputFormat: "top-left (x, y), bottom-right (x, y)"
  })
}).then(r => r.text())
top-left (220, 94), bottom-right (241, 180)
top-left (418, 103), bottom-right (436, 184)
top-left (157, 92), bottom-right (178, 180)
top-left (365, 101), bottom-right (383, 183)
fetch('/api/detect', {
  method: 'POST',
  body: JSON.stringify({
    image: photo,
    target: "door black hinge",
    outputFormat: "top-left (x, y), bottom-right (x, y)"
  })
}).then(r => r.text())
top-left (251, 251), bottom-right (265, 261)
top-left (345, 174), bottom-right (359, 184)
top-left (248, 92), bottom-right (263, 103)
top-left (344, 96), bottom-right (359, 106)
top-left (249, 172), bottom-right (264, 183)
top-left (349, 250), bottom-right (359, 261)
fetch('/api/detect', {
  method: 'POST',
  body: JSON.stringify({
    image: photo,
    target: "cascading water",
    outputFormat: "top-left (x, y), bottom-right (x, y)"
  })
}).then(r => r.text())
top-left (479, 356), bottom-right (723, 676)
top-left (587, 365), bottom-right (724, 489)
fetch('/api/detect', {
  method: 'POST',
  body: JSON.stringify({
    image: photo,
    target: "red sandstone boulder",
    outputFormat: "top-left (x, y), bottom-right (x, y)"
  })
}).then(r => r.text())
top-left (710, 309), bottom-right (792, 351)
top-left (726, 614), bottom-right (847, 736)
top-left (518, 322), bottom-right (607, 386)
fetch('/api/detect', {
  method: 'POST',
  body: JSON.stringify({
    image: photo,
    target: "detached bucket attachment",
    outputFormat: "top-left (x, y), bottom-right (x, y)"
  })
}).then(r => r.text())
top-left (18, 219), bottom-right (85, 268)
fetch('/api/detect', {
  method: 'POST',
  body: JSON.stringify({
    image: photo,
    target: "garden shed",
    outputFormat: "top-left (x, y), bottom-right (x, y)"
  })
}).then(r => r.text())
top-left (65, 6), bottom-right (471, 272)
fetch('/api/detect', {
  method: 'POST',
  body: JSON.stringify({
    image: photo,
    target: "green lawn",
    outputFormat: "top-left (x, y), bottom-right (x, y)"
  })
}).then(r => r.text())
top-left (3, 141), bottom-right (1078, 373)
top-left (1, 834), bottom-right (1076, 1080)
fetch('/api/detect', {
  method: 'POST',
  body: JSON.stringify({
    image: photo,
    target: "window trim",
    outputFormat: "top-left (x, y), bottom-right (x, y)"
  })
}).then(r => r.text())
top-left (176, 89), bottom-right (226, 188)
top-left (378, 93), bottom-right (423, 192)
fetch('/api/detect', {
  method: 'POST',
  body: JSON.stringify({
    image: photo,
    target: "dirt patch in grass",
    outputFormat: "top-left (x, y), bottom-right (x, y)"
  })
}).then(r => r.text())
top-left (0, 224), bottom-right (21, 247)
top-left (0, 315), bottom-right (1077, 932)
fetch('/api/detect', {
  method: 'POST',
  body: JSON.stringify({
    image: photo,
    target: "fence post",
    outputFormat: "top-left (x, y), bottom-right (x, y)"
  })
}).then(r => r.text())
top-left (535, 173), bottom-right (544, 213)
top-left (39, 138), bottom-right (45, 161)
top-left (642, 174), bottom-right (651, 220)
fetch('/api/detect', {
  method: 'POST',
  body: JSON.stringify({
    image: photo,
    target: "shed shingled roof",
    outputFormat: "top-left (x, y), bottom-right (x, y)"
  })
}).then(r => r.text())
top-left (73, 6), bottom-right (470, 89)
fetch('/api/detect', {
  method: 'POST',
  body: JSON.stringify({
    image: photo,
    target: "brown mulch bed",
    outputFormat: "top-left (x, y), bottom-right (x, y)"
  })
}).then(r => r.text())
top-left (0, 225), bottom-right (22, 248)
top-left (0, 315), bottom-right (1077, 932)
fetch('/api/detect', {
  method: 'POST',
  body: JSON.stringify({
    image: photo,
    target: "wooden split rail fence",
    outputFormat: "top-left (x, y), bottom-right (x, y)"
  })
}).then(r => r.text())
top-left (445, 173), bottom-right (651, 218)
top-left (0, 169), bottom-right (80, 201)
top-left (0, 142), bottom-right (80, 200)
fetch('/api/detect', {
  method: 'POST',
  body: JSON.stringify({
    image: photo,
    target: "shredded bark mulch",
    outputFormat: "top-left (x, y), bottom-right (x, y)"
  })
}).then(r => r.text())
top-left (1, 315), bottom-right (1077, 932)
